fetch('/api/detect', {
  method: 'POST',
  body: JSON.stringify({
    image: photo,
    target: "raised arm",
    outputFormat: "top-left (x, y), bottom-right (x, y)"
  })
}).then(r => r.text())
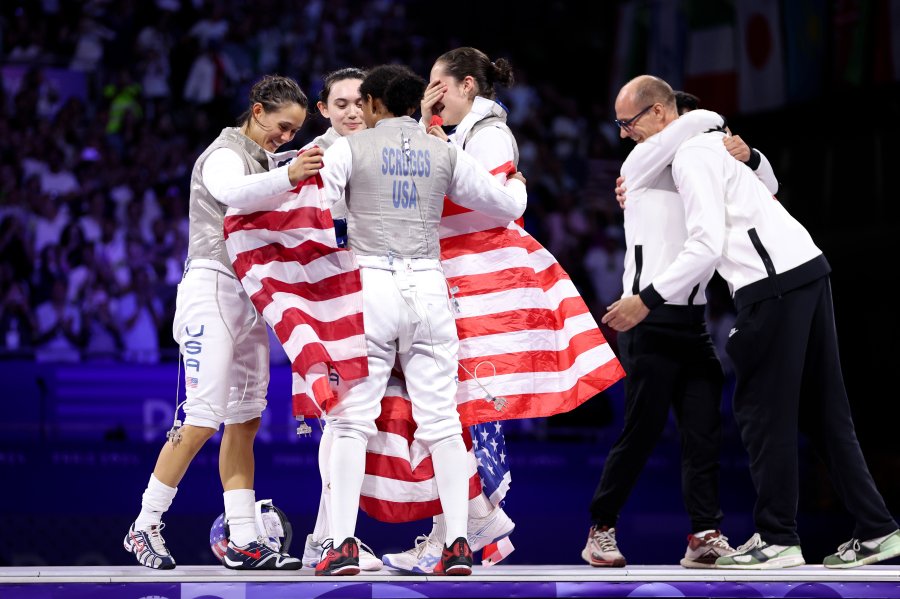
top-left (620, 109), bottom-right (725, 193)
top-left (203, 146), bottom-right (324, 210)
top-left (723, 134), bottom-right (779, 195)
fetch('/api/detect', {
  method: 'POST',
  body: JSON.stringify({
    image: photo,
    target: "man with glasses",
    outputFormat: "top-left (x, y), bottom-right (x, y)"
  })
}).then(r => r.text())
top-left (582, 75), bottom-right (739, 569)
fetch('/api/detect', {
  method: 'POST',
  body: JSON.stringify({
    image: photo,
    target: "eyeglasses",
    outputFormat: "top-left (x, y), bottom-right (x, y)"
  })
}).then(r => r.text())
top-left (614, 104), bottom-right (654, 131)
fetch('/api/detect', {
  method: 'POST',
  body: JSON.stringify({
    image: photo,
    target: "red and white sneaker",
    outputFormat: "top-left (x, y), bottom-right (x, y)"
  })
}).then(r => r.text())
top-left (315, 537), bottom-right (360, 576)
top-left (681, 530), bottom-right (735, 568)
top-left (581, 525), bottom-right (626, 567)
top-left (433, 536), bottom-right (473, 576)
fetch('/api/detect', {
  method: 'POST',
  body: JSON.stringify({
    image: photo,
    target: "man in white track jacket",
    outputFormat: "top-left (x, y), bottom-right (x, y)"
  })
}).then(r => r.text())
top-left (584, 82), bottom-right (738, 570)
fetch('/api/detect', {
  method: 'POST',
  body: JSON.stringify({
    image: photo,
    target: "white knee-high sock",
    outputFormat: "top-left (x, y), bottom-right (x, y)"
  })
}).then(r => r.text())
top-left (134, 474), bottom-right (177, 530)
top-left (312, 426), bottom-right (334, 543)
top-left (430, 436), bottom-right (469, 545)
top-left (224, 489), bottom-right (257, 546)
top-left (330, 434), bottom-right (366, 544)
top-left (431, 514), bottom-right (447, 543)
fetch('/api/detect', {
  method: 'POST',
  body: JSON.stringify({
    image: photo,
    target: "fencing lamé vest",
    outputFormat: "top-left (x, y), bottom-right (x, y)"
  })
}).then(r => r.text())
top-left (344, 116), bottom-right (457, 260)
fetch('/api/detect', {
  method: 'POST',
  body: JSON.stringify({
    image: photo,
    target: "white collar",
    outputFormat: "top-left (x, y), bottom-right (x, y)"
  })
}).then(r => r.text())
top-left (449, 96), bottom-right (507, 147)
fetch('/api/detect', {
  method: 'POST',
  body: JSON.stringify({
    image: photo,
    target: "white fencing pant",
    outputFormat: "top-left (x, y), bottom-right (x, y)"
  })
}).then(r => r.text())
top-left (329, 257), bottom-right (468, 543)
top-left (173, 260), bottom-right (269, 430)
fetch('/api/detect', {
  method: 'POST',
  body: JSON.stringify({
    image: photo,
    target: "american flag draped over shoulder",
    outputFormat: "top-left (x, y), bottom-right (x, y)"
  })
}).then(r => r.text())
top-left (440, 161), bottom-right (625, 425)
top-left (222, 154), bottom-right (368, 416)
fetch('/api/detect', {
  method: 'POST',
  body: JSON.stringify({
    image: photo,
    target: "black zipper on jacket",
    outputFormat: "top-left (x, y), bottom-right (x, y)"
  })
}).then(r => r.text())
top-left (748, 228), bottom-right (782, 297)
top-left (632, 245), bottom-right (643, 295)
top-left (687, 284), bottom-right (700, 306)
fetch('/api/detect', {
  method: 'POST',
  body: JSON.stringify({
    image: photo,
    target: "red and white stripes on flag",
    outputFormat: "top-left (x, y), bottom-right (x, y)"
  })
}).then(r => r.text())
top-left (439, 161), bottom-right (625, 426)
top-left (360, 373), bottom-right (482, 523)
top-left (223, 170), bottom-right (368, 416)
top-left (224, 160), bottom-right (624, 523)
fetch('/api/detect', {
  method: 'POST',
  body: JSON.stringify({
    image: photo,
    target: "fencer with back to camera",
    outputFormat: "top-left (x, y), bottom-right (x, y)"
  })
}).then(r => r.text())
top-left (311, 64), bottom-right (526, 576)
top-left (381, 45), bottom-right (523, 574)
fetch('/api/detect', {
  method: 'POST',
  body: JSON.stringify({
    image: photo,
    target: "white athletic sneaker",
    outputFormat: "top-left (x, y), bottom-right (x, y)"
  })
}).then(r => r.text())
top-left (467, 506), bottom-right (515, 566)
top-left (303, 533), bottom-right (381, 571)
top-left (382, 506), bottom-right (516, 573)
top-left (381, 533), bottom-right (444, 574)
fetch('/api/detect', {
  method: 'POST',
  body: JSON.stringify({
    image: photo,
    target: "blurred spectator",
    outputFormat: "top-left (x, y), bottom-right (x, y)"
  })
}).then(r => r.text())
top-left (187, 3), bottom-right (229, 48)
top-left (162, 230), bottom-right (188, 286)
top-left (0, 281), bottom-right (36, 353)
top-left (183, 41), bottom-right (238, 105)
top-left (504, 69), bottom-right (538, 127)
top-left (82, 281), bottom-right (122, 361)
top-left (104, 71), bottom-right (143, 156)
top-left (36, 82), bottom-right (64, 120)
top-left (117, 267), bottom-right (162, 363)
top-left (78, 191), bottom-right (108, 243)
top-left (69, 15), bottom-right (115, 72)
top-left (7, 28), bottom-right (47, 65)
top-left (59, 222), bottom-right (92, 302)
top-left (31, 245), bottom-right (66, 305)
top-left (97, 217), bottom-right (128, 285)
top-left (33, 279), bottom-right (82, 362)
top-left (39, 147), bottom-right (80, 196)
top-left (31, 191), bottom-right (70, 255)
top-left (583, 228), bottom-right (625, 311)
top-left (0, 214), bottom-right (33, 283)
top-left (138, 48), bottom-right (172, 117)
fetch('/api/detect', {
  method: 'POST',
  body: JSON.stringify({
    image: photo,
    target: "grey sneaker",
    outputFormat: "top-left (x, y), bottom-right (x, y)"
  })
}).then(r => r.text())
top-left (304, 533), bottom-right (381, 571)
top-left (823, 530), bottom-right (900, 568)
top-left (680, 530), bottom-right (734, 568)
top-left (715, 533), bottom-right (804, 569)
top-left (581, 525), bottom-right (626, 567)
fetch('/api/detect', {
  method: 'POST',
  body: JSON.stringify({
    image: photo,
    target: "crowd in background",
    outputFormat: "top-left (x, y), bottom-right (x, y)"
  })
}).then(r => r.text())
top-left (0, 1), bottom-right (738, 375)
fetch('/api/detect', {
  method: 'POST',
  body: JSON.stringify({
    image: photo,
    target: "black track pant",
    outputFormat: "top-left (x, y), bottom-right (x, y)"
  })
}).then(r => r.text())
top-left (590, 314), bottom-right (725, 533)
top-left (726, 276), bottom-right (896, 545)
